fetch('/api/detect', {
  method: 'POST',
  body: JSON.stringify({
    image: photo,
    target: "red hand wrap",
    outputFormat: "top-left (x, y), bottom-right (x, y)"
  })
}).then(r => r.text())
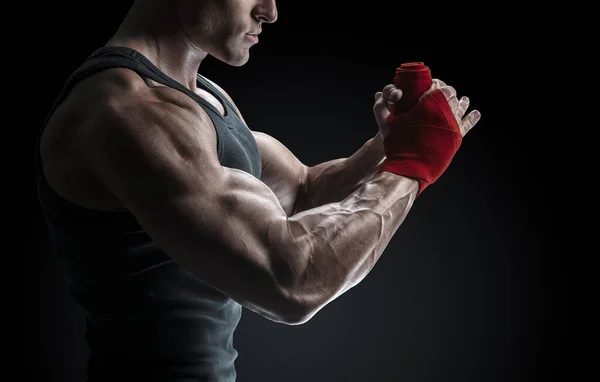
top-left (392, 62), bottom-right (433, 115)
top-left (377, 63), bottom-right (462, 195)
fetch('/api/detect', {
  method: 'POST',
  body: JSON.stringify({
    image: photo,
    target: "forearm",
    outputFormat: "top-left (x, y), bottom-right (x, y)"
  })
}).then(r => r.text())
top-left (275, 171), bottom-right (418, 323)
top-left (294, 132), bottom-right (385, 213)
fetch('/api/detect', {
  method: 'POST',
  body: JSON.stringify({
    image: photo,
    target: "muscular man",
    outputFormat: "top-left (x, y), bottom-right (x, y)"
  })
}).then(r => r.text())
top-left (35, 0), bottom-right (481, 380)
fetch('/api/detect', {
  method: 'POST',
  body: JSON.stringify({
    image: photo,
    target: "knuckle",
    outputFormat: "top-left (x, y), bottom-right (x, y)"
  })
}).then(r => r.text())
top-left (440, 86), bottom-right (452, 98)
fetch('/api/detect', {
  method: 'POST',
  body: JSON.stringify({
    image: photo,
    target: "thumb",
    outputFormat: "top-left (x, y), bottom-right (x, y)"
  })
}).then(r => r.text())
top-left (373, 91), bottom-right (390, 124)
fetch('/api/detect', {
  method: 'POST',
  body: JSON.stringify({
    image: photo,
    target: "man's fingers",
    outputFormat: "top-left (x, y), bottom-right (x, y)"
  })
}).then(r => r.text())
top-left (381, 84), bottom-right (402, 113)
top-left (456, 96), bottom-right (469, 119)
top-left (383, 85), bottom-right (402, 101)
top-left (460, 109), bottom-right (481, 136)
top-left (431, 78), bottom-right (447, 89)
top-left (373, 91), bottom-right (386, 110)
top-left (447, 95), bottom-right (459, 116)
top-left (381, 78), bottom-right (480, 137)
top-left (373, 91), bottom-right (389, 116)
top-left (373, 91), bottom-right (391, 137)
top-left (390, 88), bottom-right (402, 103)
top-left (387, 89), bottom-right (402, 111)
top-left (382, 84), bottom-right (395, 100)
top-left (420, 80), bottom-right (452, 102)
top-left (438, 85), bottom-right (457, 101)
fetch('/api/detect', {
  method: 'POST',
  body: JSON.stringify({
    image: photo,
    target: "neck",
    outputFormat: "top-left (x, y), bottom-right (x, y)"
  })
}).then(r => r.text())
top-left (106, 0), bottom-right (208, 92)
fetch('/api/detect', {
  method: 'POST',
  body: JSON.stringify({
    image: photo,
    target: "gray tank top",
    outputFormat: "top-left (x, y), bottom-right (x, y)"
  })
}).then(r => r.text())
top-left (34, 46), bottom-right (262, 381)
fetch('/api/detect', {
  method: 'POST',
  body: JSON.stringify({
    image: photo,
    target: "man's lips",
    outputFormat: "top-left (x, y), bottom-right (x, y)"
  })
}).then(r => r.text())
top-left (245, 33), bottom-right (259, 43)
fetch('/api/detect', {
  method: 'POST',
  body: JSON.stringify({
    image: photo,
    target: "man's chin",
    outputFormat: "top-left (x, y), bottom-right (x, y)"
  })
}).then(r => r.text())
top-left (211, 51), bottom-right (250, 67)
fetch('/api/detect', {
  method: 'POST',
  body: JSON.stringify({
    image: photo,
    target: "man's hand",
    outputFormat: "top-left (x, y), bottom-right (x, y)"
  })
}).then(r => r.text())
top-left (373, 79), bottom-right (481, 138)
top-left (374, 78), bottom-right (482, 194)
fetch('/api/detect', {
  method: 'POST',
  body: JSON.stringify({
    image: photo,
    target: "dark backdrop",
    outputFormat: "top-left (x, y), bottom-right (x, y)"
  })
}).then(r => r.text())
top-left (25, 2), bottom-right (561, 382)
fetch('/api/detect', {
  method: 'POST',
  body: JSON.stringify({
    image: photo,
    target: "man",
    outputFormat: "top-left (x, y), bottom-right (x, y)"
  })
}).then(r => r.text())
top-left (35, 0), bottom-right (481, 380)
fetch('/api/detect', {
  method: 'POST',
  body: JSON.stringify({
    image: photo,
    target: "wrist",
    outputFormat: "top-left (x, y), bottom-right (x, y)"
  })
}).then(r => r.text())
top-left (371, 171), bottom-right (420, 205)
top-left (377, 159), bottom-right (426, 195)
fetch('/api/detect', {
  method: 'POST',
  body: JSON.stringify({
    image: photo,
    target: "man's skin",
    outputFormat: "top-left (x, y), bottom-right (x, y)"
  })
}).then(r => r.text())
top-left (39, 0), bottom-right (480, 324)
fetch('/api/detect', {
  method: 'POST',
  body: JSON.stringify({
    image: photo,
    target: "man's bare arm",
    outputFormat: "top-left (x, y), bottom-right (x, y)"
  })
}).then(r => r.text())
top-left (203, 76), bottom-right (386, 214)
top-left (295, 132), bottom-right (386, 213)
top-left (251, 131), bottom-right (385, 216)
top-left (83, 88), bottom-right (419, 326)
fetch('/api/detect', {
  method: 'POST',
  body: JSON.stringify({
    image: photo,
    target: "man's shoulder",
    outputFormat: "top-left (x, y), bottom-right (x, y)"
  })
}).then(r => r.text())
top-left (46, 68), bottom-right (217, 161)
top-left (72, 69), bottom-right (211, 134)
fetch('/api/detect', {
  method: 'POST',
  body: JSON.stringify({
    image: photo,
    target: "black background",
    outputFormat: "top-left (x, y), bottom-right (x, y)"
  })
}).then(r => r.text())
top-left (24, 2), bottom-right (561, 381)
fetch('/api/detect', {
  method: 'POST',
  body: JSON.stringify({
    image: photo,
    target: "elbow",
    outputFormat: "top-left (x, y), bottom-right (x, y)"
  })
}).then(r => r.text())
top-left (243, 272), bottom-right (321, 325)
top-left (271, 283), bottom-right (326, 326)
top-left (249, 296), bottom-right (314, 325)
top-left (283, 295), bottom-right (323, 325)
top-left (264, 238), bottom-right (329, 325)
top-left (237, 287), bottom-right (317, 326)
top-left (250, 276), bottom-right (319, 325)
top-left (275, 302), bottom-right (318, 326)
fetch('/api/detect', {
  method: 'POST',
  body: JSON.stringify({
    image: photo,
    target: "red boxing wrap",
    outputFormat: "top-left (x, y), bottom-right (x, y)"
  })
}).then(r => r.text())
top-left (393, 62), bottom-right (433, 115)
top-left (377, 63), bottom-right (462, 195)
